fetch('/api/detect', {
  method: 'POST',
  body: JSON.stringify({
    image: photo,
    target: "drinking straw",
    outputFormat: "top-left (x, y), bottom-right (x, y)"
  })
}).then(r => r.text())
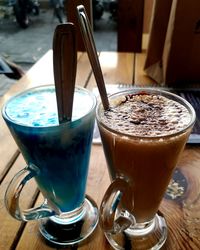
top-left (77, 5), bottom-right (110, 110)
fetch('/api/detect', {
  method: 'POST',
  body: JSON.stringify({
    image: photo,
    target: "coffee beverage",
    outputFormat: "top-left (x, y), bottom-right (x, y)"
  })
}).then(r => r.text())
top-left (98, 90), bottom-right (193, 223)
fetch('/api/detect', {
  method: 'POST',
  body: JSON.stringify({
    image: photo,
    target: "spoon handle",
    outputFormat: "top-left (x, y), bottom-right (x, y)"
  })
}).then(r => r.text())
top-left (53, 23), bottom-right (77, 123)
top-left (77, 5), bottom-right (110, 110)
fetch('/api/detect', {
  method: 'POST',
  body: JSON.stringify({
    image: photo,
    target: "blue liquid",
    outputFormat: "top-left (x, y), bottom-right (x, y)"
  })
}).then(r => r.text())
top-left (5, 86), bottom-right (94, 127)
top-left (3, 86), bottom-right (96, 213)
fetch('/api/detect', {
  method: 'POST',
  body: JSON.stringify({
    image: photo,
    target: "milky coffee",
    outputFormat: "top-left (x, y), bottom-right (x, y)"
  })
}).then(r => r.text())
top-left (97, 90), bottom-right (194, 223)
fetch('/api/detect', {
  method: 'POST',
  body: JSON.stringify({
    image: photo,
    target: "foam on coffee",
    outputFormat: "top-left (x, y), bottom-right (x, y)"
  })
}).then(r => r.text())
top-left (100, 92), bottom-right (191, 136)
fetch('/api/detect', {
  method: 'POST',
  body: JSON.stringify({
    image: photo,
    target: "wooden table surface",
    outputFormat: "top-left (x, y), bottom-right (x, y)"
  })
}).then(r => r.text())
top-left (1, 47), bottom-right (200, 250)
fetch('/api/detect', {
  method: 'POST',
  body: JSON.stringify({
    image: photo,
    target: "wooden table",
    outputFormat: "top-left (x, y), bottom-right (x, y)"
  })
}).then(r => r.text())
top-left (1, 48), bottom-right (200, 250)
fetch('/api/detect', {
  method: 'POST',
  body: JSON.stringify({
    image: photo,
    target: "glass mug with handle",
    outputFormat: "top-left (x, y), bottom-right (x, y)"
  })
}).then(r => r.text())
top-left (96, 88), bottom-right (195, 250)
top-left (2, 85), bottom-right (99, 246)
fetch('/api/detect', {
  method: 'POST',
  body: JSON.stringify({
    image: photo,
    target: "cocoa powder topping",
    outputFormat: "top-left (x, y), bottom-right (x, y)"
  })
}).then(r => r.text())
top-left (101, 93), bottom-right (191, 136)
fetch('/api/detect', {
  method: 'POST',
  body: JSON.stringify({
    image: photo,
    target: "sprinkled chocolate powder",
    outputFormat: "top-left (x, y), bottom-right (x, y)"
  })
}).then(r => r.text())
top-left (101, 93), bottom-right (191, 137)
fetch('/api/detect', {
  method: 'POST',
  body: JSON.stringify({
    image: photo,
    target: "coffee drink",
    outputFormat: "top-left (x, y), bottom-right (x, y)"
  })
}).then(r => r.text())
top-left (98, 90), bottom-right (193, 223)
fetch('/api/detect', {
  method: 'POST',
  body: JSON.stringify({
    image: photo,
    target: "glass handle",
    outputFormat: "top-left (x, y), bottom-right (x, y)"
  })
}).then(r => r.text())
top-left (5, 165), bottom-right (55, 221)
top-left (100, 177), bottom-right (136, 234)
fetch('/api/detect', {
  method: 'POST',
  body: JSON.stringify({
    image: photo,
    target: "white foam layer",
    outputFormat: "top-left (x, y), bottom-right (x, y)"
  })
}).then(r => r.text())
top-left (5, 86), bottom-right (94, 127)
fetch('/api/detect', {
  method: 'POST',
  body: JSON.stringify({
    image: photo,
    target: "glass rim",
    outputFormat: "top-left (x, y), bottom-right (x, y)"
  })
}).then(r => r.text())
top-left (2, 84), bottom-right (97, 129)
top-left (96, 87), bottom-right (196, 140)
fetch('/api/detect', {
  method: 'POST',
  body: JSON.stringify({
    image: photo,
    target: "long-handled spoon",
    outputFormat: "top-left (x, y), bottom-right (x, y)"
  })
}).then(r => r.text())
top-left (76, 5), bottom-right (110, 111)
top-left (53, 23), bottom-right (77, 123)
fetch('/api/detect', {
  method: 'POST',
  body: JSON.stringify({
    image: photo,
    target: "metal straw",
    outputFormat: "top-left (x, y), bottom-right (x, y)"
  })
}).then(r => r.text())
top-left (76, 5), bottom-right (110, 110)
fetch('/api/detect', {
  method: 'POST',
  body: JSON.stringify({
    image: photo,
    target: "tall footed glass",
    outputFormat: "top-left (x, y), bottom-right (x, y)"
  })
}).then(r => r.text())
top-left (2, 85), bottom-right (98, 246)
top-left (96, 88), bottom-right (195, 250)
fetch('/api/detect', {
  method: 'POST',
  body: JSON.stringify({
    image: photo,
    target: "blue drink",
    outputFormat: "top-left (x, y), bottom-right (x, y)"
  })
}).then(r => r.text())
top-left (2, 85), bottom-right (98, 245)
top-left (3, 85), bottom-right (96, 212)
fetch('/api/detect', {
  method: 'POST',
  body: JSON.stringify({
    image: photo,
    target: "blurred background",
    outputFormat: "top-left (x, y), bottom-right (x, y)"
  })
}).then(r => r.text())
top-left (0, 0), bottom-right (119, 95)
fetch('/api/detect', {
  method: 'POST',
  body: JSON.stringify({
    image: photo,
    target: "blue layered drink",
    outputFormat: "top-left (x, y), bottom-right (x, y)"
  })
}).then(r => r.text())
top-left (2, 85), bottom-right (96, 213)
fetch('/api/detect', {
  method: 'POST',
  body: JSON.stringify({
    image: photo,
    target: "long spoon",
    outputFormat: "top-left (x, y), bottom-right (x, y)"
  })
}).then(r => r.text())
top-left (76, 5), bottom-right (110, 110)
top-left (53, 23), bottom-right (77, 123)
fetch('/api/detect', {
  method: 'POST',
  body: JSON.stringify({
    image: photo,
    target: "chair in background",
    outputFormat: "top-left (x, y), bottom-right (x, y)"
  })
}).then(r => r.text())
top-left (65, 0), bottom-right (153, 52)
top-left (65, 0), bottom-right (154, 84)
top-left (65, 0), bottom-right (93, 51)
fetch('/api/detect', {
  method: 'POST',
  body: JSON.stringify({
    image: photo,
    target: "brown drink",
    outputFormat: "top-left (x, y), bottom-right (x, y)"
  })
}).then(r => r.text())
top-left (97, 88), bottom-right (195, 250)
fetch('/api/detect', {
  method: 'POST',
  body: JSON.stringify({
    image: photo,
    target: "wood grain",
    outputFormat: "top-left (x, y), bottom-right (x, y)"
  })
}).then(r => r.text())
top-left (118, 0), bottom-right (144, 52)
top-left (0, 155), bottom-right (38, 250)
top-left (87, 51), bottom-right (135, 87)
top-left (1, 51), bottom-right (200, 250)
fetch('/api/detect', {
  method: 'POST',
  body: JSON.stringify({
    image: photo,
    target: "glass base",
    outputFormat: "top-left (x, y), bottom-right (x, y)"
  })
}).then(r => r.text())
top-left (39, 195), bottom-right (99, 246)
top-left (105, 211), bottom-right (167, 250)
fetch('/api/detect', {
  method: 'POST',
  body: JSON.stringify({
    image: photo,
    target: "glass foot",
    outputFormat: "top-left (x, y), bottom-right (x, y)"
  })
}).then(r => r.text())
top-left (105, 211), bottom-right (167, 250)
top-left (39, 195), bottom-right (99, 246)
